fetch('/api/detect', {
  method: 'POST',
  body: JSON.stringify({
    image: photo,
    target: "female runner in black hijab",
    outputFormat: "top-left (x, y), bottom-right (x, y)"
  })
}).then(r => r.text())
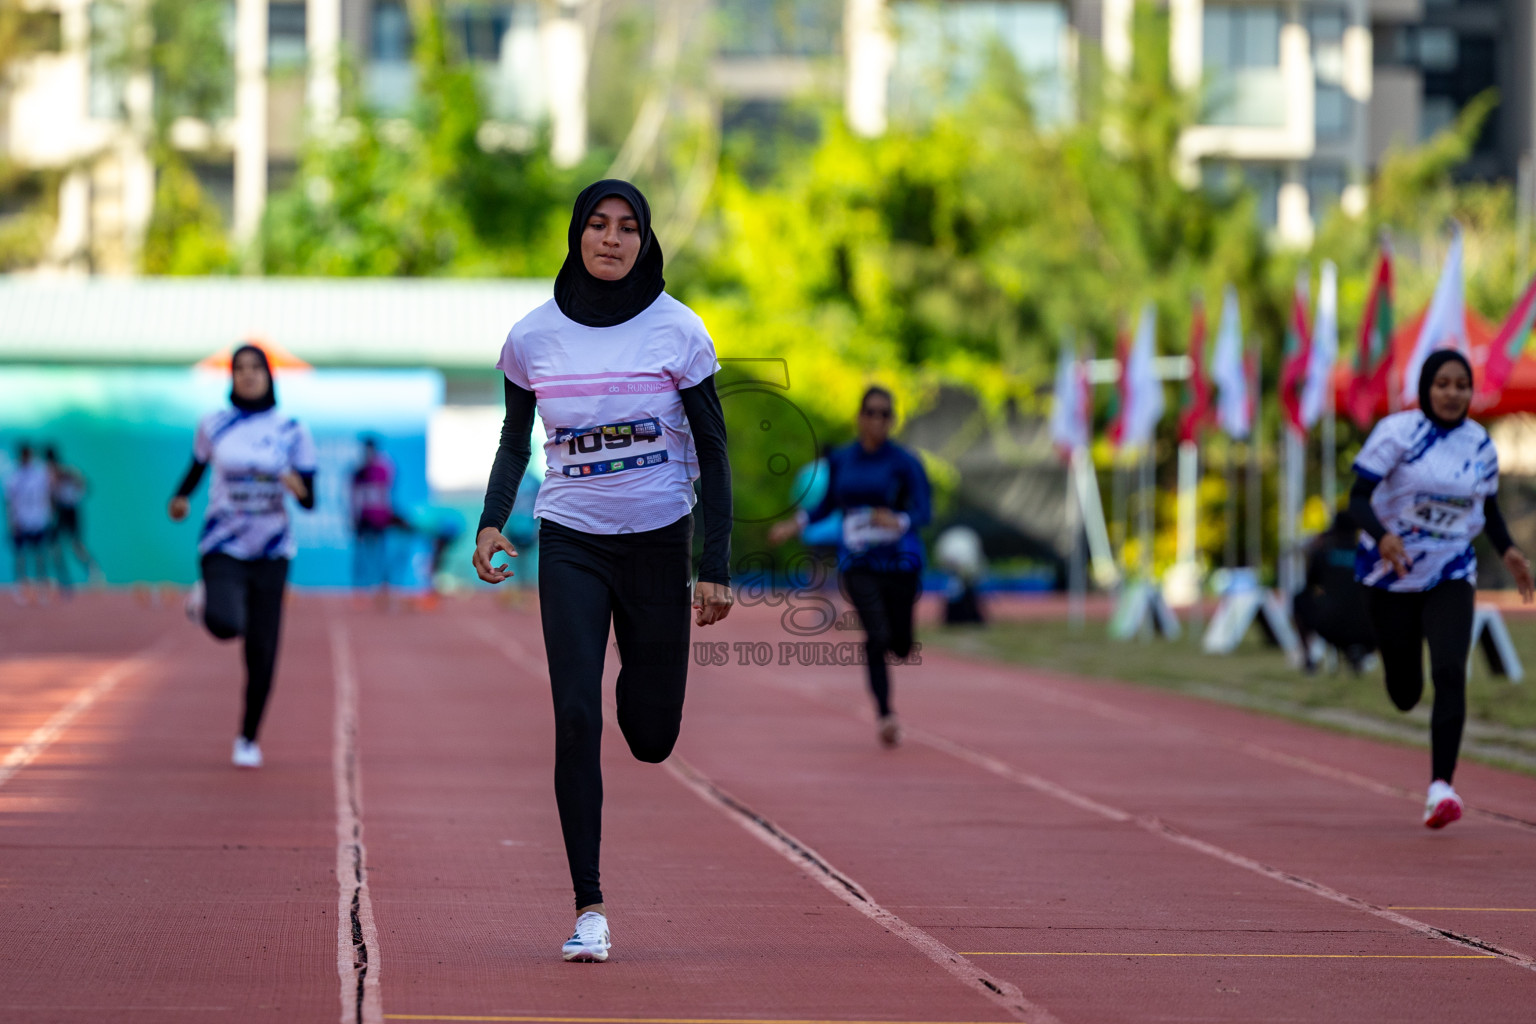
top-left (474, 180), bottom-right (733, 961)
top-left (168, 344), bottom-right (317, 768)
top-left (1349, 349), bottom-right (1532, 827)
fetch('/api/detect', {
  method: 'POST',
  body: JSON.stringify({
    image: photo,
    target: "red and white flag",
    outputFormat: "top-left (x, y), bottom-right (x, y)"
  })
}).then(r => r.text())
top-left (1278, 274), bottom-right (1312, 438)
top-left (1401, 225), bottom-right (1469, 406)
top-left (1346, 244), bottom-right (1394, 429)
top-left (1477, 271), bottom-right (1536, 409)
top-left (1108, 304), bottom-right (1163, 451)
top-left (1177, 296), bottom-right (1211, 443)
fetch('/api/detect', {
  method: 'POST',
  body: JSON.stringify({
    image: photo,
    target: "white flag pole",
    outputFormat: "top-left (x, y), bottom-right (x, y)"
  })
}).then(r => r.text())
top-left (1067, 446), bottom-right (1087, 631)
top-left (1073, 447), bottom-right (1119, 589)
top-left (1176, 438), bottom-right (1201, 623)
top-left (1224, 442), bottom-right (1238, 569)
top-left (1247, 336), bottom-right (1262, 571)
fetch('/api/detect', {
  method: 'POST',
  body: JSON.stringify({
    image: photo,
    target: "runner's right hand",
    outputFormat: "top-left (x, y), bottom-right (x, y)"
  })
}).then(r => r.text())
top-left (168, 497), bottom-right (189, 522)
top-left (473, 526), bottom-right (518, 584)
top-left (1378, 533), bottom-right (1410, 578)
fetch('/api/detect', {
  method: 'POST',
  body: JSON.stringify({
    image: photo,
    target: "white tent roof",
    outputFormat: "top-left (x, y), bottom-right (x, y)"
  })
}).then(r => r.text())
top-left (0, 276), bottom-right (551, 368)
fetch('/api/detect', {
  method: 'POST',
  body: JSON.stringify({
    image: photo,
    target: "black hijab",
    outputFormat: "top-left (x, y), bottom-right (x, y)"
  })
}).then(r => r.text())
top-left (230, 343), bottom-right (276, 413)
top-left (1418, 349), bottom-right (1472, 430)
top-left (553, 179), bottom-right (665, 328)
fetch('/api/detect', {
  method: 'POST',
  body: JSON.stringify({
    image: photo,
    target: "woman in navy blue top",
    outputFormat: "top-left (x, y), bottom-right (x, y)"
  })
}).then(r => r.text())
top-left (770, 386), bottom-right (931, 746)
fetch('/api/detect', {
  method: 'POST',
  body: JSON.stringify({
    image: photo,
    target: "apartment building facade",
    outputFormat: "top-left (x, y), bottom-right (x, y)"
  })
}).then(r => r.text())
top-left (2, 0), bottom-right (1531, 273)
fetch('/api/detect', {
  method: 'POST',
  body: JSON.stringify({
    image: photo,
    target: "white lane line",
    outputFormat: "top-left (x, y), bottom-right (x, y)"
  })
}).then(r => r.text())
top-left (909, 727), bottom-right (1536, 974)
top-left (463, 619), bottom-right (1057, 1024)
top-left (932, 655), bottom-right (1536, 834)
top-left (0, 638), bottom-right (172, 789)
top-left (708, 660), bottom-right (1536, 972)
top-left (330, 620), bottom-right (384, 1024)
top-left (664, 756), bottom-right (1061, 1024)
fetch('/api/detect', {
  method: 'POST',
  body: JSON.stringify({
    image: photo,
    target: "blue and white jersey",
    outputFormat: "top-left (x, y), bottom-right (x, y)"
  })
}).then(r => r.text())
top-left (1353, 410), bottom-right (1499, 592)
top-left (193, 407), bottom-right (317, 560)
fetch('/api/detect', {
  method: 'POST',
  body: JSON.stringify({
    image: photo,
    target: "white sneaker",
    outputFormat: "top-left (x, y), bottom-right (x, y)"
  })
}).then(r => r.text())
top-left (878, 714), bottom-right (902, 748)
top-left (1424, 780), bottom-right (1463, 829)
top-left (561, 911), bottom-right (610, 962)
top-left (232, 737), bottom-right (263, 769)
top-left (185, 580), bottom-right (205, 624)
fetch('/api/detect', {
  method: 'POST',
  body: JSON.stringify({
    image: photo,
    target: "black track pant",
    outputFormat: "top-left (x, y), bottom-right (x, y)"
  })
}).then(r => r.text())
top-left (1365, 580), bottom-right (1475, 784)
top-left (201, 553), bottom-right (289, 743)
top-left (842, 568), bottom-right (921, 719)
top-left (538, 515), bottom-right (693, 911)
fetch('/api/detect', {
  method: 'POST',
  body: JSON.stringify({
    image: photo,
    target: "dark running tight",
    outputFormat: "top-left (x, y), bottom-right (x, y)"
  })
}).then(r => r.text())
top-left (842, 567), bottom-right (921, 718)
top-left (201, 553), bottom-right (289, 743)
top-left (1365, 580), bottom-right (1475, 784)
top-left (538, 515), bottom-right (693, 911)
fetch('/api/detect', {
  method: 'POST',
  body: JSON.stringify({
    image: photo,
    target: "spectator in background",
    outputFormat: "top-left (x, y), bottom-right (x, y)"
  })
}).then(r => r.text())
top-left (1292, 510), bottom-right (1373, 673)
top-left (350, 436), bottom-right (405, 602)
top-left (6, 443), bottom-right (54, 604)
top-left (45, 445), bottom-right (98, 587)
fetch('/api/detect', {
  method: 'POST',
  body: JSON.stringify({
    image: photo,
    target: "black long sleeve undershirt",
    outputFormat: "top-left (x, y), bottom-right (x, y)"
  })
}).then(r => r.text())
top-left (679, 376), bottom-right (732, 586)
top-left (476, 376), bottom-right (733, 586)
top-left (477, 378), bottom-right (537, 536)
top-left (1349, 473), bottom-right (1514, 555)
top-left (174, 459), bottom-right (207, 499)
top-left (171, 461), bottom-right (315, 510)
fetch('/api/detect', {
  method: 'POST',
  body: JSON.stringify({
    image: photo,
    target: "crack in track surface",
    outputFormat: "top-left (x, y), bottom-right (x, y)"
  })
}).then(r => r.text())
top-left (331, 620), bottom-right (384, 1024)
top-left (664, 756), bottom-right (1061, 1024)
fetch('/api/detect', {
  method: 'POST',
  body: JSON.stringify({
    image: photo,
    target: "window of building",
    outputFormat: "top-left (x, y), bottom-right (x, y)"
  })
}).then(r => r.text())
top-left (889, 1), bottom-right (1070, 125)
top-left (1416, 27), bottom-right (1457, 72)
top-left (1308, 6), bottom-right (1349, 143)
top-left (89, 1), bottom-right (127, 119)
top-left (269, 2), bottom-right (307, 69)
top-left (717, 0), bottom-right (839, 58)
top-left (1306, 164), bottom-right (1346, 221)
top-left (1201, 5), bottom-right (1284, 127)
top-left (1203, 4), bottom-right (1281, 70)
top-left (372, 2), bottom-right (412, 62)
top-left (449, 5), bottom-right (513, 62)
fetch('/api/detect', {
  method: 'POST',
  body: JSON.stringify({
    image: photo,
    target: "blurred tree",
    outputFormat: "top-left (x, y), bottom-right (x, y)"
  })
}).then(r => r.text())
top-left (260, 0), bottom-right (586, 276)
top-left (91, 0), bottom-right (237, 273)
top-left (0, 3), bottom-right (62, 269)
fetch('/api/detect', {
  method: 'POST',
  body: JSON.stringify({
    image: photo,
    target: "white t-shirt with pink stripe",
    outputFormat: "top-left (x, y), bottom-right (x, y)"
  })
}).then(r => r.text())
top-left (497, 293), bottom-right (721, 534)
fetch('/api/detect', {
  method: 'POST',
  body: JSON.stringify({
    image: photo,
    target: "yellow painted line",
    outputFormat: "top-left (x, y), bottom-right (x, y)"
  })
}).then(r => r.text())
top-left (1389, 906), bottom-right (1536, 912)
top-left (384, 1018), bottom-right (1014, 1024)
top-left (960, 952), bottom-right (1496, 959)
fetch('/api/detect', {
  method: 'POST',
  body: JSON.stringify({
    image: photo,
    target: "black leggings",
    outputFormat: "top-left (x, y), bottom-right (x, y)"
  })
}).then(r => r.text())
top-left (842, 568), bottom-right (921, 719)
top-left (538, 515), bottom-right (693, 910)
top-left (1365, 580), bottom-right (1475, 784)
top-left (201, 553), bottom-right (289, 743)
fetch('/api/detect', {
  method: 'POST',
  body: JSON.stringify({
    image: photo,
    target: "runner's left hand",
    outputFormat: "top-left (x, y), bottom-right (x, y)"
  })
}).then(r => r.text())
top-left (280, 470), bottom-right (309, 503)
top-left (693, 581), bottom-right (733, 627)
top-left (1504, 547), bottom-right (1534, 604)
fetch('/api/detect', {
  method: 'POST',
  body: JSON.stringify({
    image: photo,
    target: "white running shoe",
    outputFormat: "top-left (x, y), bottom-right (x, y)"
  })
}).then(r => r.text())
top-left (184, 580), bottom-right (205, 624)
top-left (1424, 779), bottom-right (1462, 829)
top-left (561, 911), bottom-right (610, 962)
top-left (232, 737), bottom-right (263, 769)
top-left (878, 714), bottom-right (902, 748)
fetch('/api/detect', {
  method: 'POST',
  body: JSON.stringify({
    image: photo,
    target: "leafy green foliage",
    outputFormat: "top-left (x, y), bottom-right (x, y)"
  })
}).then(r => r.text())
top-left (261, 3), bottom-right (595, 276)
top-left (141, 152), bottom-right (232, 274)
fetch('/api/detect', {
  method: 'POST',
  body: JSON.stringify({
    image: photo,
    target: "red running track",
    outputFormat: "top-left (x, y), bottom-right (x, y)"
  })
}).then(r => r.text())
top-left (3, 591), bottom-right (1536, 1023)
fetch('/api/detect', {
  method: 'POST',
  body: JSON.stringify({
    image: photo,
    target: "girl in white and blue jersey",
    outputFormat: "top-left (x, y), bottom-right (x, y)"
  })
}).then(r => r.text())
top-left (473, 180), bottom-right (733, 964)
top-left (168, 345), bottom-right (316, 770)
top-left (1350, 350), bottom-right (1532, 828)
